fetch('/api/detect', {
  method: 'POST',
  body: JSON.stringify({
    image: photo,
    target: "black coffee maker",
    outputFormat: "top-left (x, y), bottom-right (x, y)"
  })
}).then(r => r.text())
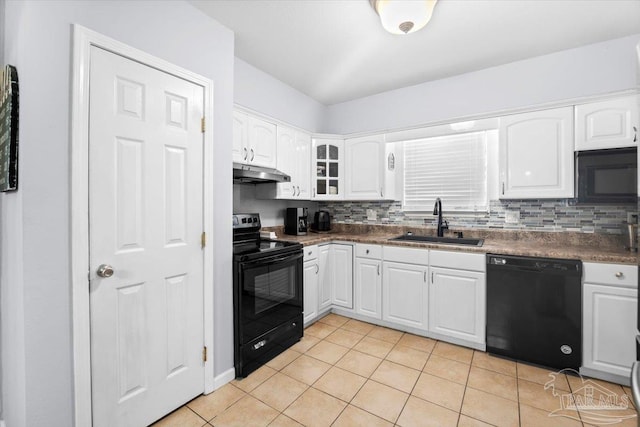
top-left (284, 207), bottom-right (308, 236)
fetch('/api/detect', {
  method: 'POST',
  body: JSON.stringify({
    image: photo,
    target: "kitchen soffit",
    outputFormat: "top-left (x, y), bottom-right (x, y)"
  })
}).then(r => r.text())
top-left (190, 0), bottom-right (640, 106)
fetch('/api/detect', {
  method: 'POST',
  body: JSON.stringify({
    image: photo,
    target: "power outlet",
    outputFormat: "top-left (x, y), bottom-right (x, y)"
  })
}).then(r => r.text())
top-left (628, 212), bottom-right (638, 224)
top-left (366, 209), bottom-right (377, 221)
top-left (505, 211), bottom-right (519, 224)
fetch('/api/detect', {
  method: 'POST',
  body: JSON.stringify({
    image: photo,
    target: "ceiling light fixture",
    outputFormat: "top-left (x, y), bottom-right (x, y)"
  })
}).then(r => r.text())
top-left (370, 0), bottom-right (438, 35)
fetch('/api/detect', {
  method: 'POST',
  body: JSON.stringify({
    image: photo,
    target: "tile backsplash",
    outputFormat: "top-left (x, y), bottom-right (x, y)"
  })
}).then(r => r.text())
top-left (318, 199), bottom-right (636, 234)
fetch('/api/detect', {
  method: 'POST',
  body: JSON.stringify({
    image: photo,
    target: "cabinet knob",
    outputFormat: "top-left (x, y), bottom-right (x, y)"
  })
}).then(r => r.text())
top-left (366, 249), bottom-right (370, 254)
top-left (243, 147), bottom-right (248, 160)
top-left (250, 148), bottom-right (255, 161)
top-left (615, 272), bottom-right (624, 278)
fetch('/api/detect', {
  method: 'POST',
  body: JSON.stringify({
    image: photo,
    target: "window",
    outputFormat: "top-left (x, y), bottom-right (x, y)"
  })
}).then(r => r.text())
top-left (403, 131), bottom-right (488, 212)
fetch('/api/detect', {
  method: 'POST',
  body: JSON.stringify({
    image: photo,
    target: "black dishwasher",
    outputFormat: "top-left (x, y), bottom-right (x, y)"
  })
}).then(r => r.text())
top-left (486, 254), bottom-right (582, 370)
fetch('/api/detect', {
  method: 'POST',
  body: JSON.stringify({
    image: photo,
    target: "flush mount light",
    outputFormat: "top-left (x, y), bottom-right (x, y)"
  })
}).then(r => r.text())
top-left (370, 0), bottom-right (438, 35)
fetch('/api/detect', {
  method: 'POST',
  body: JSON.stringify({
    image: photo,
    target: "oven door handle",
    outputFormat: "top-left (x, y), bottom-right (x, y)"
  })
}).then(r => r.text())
top-left (241, 251), bottom-right (303, 267)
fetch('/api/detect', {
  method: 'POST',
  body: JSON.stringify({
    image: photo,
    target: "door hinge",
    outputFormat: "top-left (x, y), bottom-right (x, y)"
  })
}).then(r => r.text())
top-left (201, 117), bottom-right (206, 133)
top-left (201, 232), bottom-right (207, 249)
top-left (202, 346), bottom-right (208, 362)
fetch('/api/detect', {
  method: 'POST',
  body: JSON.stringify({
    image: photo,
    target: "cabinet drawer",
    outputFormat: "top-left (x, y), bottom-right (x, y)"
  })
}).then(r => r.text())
top-left (429, 250), bottom-right (485, 272)
top-left (383, 246), bottom-right (428, 265)
top-left (303, 245), bottom-right (319, 261)
top-left (583, 262), bottom-right (637, 288)
top-left (356, 244), bottom-right (382, 259)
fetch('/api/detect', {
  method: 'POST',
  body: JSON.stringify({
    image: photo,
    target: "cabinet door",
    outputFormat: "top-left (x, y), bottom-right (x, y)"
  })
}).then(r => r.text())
top-left (303, 260), bottom-right (319, 325)
top-left (429, 267), bottom-right (485, 344)
top-left (575, 96), bottom-right (638, 150)
top-left (318, 245), bottom-right (332, 310)
top-left (355, 258), bottom-right (382, 319)
top-left (275, 126), bottom-right (296, 199)
top-left (583, 283), bottom-right (637, 377)
top-left (295, 132), bottom-right (311, 200)
top-left (345, 135), bottom-right (384, 200)
top-left (248, 117), bottom-right (277, 168)
top-left (232, 111), bottom-right (249, 163)
top-left (382, 261), bottom-right (428, 330)
top-left (312, 138), bottom-right (344, 200)
top-left (499, 107), bottom-right (574, 198)
top-left (331, 244), bottom-right (353, 309)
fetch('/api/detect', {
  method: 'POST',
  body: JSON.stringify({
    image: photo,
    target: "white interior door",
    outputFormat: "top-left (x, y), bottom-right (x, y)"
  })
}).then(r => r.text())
top-left (89, 46), bottom-right (205, 427)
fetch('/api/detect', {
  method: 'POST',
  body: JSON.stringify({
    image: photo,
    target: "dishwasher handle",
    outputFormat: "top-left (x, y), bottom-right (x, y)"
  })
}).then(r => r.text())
top-left (487, 254), bottom-right (582, 276)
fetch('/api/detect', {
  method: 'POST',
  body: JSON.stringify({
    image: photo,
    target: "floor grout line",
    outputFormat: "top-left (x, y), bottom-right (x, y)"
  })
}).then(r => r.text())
top-left (164, 315), bottom-right (631, 427)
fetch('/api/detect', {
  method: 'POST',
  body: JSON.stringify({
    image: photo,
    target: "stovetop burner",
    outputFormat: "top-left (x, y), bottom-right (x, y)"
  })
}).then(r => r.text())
top-left (233, 213), bottom-right (302, 261)
top-left (233, 239), bottom-right (301, 257)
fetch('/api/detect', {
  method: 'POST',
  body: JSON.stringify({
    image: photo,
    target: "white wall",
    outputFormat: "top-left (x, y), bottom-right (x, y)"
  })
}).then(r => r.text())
top-left (325, 34), bottom-right (640, 135)
top-left (234, 57), bottom-right (326, 132)
top-left (0, 1), bottom-right (234, 426)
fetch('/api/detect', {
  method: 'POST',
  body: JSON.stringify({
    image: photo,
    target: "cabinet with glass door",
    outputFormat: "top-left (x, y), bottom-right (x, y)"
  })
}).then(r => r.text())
top-left (311, 138), bottom-right (344, 200)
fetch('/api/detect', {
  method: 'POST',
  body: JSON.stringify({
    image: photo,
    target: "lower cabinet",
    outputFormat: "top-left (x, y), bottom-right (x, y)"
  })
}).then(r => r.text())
top-left (332, 244), bottom-right (354, 309)
top-left (303, 249), bottom-right (319, 326)
top-left (318, 243), bottom-right (354, 312)
top-left (355, 247), bottom-right (382, 320)
top-left (429, 267), bottom-right (485, 344)
top-left (382, 261), bottom-right (429, 331)
top-left (582, 262), bottom-right (638, 381)
top-left (318, 245), bottom-right (332, 311)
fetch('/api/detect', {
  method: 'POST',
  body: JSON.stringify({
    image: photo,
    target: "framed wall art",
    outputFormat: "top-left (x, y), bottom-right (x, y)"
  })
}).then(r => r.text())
top-left (0, 64), bottom-right (19, 192)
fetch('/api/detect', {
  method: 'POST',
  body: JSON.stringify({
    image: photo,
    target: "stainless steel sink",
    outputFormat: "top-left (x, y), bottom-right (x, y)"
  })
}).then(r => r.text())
top-left (389, 234), bottom-right (484, 247)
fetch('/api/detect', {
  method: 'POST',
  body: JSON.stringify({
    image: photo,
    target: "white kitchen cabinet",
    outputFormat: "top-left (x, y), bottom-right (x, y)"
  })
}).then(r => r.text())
top-left (318, 243), bottom-right (353, 311)
top-left (382, 246), bottom-right (429, 331)
top-left (312, 138), bottom-right (344, 200)
top-left (499, 106), bottom-right (574, 199)
top-left (428, 250), bottom-right (485, 345)
top-left (354, 244), bottom-right (382, 320)
top-left (232, 110), bottom-right (249, 164)
top-left (318, 245), bottom-right (332, 311)
top-left (382, 261), bottom-right (429, 331)
top-left (232, 110), bottom-right (277, 168)
top-left (582, 262), bottom-right (638, 382)
top-left (303, 246), bottom-right (319, 325)
top-left (273, 126), bottom-right (311, 200)
top-left (575, 95), bottom-right (638, 151)
top-left (331, 244), bottom-right (354, 309)
top-left (345, 135), bottom-right (396, 200)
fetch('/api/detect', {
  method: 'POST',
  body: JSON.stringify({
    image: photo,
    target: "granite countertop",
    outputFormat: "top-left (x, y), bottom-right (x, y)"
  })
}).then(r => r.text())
top-left (264, 224), bottom-right (638, 265)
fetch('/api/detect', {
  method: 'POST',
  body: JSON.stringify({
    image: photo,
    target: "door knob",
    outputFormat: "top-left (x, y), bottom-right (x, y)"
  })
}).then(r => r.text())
top-left (97, 264), bottom-right (114, 278)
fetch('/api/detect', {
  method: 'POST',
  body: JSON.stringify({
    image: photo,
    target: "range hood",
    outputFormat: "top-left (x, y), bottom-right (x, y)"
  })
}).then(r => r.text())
top-left (233, 162), bottom-right (291, 184)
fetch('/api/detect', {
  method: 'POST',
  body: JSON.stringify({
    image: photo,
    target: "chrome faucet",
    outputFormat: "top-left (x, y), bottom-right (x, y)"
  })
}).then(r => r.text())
top-left (433, 197), bottom-right (448, 237)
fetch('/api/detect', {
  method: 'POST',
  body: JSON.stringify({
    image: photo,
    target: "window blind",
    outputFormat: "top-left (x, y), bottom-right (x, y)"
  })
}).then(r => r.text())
top-left (403, 132), bottom-right (488, 212)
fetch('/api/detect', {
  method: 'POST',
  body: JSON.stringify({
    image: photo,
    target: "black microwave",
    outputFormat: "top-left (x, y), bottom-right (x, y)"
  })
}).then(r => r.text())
top-left (575, 147), bottom-right (637, 204)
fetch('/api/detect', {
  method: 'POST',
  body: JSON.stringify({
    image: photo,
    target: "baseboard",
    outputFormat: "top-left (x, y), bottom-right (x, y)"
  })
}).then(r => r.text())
top-left (212, 368), bottom-right (235, 391)
top-left (580, 367), bottom-right (631, 387)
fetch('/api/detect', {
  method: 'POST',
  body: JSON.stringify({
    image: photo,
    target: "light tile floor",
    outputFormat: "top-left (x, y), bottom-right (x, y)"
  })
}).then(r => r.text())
top-left (153, 314), bottom-right (637, 427)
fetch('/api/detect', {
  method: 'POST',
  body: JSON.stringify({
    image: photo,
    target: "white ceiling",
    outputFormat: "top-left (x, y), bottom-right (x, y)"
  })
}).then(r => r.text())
top-left (190, 0), bottom-right (640, 106)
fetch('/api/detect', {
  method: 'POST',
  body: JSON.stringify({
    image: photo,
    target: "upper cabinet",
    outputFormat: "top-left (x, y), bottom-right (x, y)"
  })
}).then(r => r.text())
top-left (232, 110), bottom-right (277, 168)
top-left (274, 126), bottom-right (311, 200)
top-left (575, 95), bottom-right (638, 151)
top-left (312, 138), bottom-right (344, 200)
top-left (499, 107), bottom-right (574, 199)
top-left (344, 135), bottom-right (396, 200)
